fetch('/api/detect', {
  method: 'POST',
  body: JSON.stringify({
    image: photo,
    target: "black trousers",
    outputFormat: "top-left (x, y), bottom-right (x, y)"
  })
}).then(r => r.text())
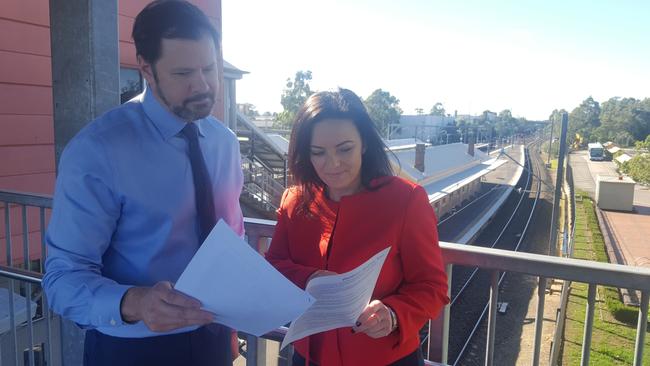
top-left (83, 324), bottom-right (231, 366)
top-left (292, 347), bottom-right (425, 366)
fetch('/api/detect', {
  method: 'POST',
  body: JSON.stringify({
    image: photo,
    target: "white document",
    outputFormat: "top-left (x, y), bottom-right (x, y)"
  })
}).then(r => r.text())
top-left (281, 247), bottom-right (391, 349)
top-left (175, 220), bottom-right (315, 336)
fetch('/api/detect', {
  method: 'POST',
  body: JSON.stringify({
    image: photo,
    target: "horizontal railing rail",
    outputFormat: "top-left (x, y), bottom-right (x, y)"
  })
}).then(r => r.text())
top-left (440, 241), bottom-right (650, 291)
top-left (0, 190), bottom-right (53, 209)
top-left (0, 265), bottom-right (43, 283)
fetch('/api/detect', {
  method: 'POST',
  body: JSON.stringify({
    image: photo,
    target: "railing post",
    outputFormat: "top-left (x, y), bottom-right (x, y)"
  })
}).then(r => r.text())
top-left (581, 283), bottom-right (597, 366)
top-left (442, 263), bottom-right (451, 364)
top-left (532, 276), bottom-right (547, 366)
top-left (245, 334), bottom-right (258, 366)
top-left (39, 207), bottom-right (53, 366)
top-left (549, 280), bottom-right (572, 366)
top-left (486, 270), bottom-right (499, 366)
top-left (427, 264), bottom-right (451, 363)
top-left (633, 291), bottom-right (649, 366)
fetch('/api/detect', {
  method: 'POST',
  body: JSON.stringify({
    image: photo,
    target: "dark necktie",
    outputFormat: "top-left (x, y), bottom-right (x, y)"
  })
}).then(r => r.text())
top-left (181, 122), bottom-right (216, 243)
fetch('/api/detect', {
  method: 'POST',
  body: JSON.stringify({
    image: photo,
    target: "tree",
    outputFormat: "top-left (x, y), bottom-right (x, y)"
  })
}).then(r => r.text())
top-left (364, 89), bottom-right (403, 138)
top-left (623, 154), bottom-right (650, 185)
top-left (599, 97), bottom-right (650, 145)
top-left (429, 102), bottom-right (445, 116)
top-left (568, 96), bottom-right (600, 142)
top-left (635, 135), bottom-right (650, 151)
top-left (415, 108), bottom-right (424, 115)
top-left (274, 70), bottom-right (313, 129)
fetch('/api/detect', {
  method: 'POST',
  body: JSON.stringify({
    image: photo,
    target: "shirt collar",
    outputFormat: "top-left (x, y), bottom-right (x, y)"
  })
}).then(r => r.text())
top-left (142, 87), bottom-right (208, 140)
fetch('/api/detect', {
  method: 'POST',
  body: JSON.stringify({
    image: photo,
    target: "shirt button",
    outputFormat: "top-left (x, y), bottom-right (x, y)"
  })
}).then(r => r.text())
top-left (110, 318), bottom-right (117, 326)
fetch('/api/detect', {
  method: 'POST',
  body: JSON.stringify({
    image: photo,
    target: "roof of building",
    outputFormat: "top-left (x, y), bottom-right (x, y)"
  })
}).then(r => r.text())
top-left (223, 60), bottom-right (249, 80)
top-left (384, 138), bottom-right (428, 150)
top-left (391, 142), bottom-right (490, 183)
top-left (422, 157), bottom-right (507, 202)
top-left (608, 146), bottom-right (621, 154)
top-left (616, 154), bottom-right (633, 163)
top-left (597, 174), bottom-right (635, 184)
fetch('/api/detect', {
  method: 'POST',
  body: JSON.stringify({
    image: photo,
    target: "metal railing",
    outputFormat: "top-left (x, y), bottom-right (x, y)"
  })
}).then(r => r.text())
top-left (241, 158), bottom-right (285, 211)
top-left (2, 190), bottom-right (650, 366)
top-left (242, 224), bottom-right (650, 366)
top-left (1, 190), bottom-right (54, 366)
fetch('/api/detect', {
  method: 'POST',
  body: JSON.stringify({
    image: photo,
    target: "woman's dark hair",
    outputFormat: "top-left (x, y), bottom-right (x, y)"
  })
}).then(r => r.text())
top-left (132, 0), bottom-right (220, 65)
top-left (288, 88), bottom-right (394, 205)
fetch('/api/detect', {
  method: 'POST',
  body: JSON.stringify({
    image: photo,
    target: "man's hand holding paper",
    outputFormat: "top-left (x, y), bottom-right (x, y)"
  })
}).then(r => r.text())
top-left (174, 220), bottom-right (314, 336)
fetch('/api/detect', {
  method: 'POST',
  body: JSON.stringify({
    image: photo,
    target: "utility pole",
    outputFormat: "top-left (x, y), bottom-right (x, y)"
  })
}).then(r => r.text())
top-left (533, 113), bottom-right (568, 366)
top-left (547, 116), bottom-right (555, 165)
top-left (548, 112), bottom-right (568, 256)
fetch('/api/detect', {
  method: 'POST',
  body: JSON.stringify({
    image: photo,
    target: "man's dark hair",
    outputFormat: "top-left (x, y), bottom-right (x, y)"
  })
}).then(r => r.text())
top-left (132, 0), bottom-right (220, 64)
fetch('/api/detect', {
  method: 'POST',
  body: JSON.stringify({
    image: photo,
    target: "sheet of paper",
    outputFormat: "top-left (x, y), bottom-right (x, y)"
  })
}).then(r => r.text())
top-left (175, 220), bottom-right (315, 336)
top-left (281, 247), bottom-right (391, 349)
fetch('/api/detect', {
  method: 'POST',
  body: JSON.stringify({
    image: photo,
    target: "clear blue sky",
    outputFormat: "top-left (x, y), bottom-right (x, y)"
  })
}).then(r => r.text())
top-left (222, 0), bottom-right (650, 120)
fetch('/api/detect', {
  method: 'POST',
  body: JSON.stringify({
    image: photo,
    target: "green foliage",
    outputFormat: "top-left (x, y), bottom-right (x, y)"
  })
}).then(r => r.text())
top-left (623, 153), bottom-right (650, 184)
top-left (603, 287), bottom-right (639, 324)
top-left (568, 96), bottom-right (601, 142)
top-left (452, 108), bottom-right (532, 143)
top-left (635, 135), bottom-right (650, 151)
top-left (364, 89), bottom-right (402, 137)
top-left (274, 70), bottom-right (313, 129)
top-left (558, 96), bottom-right (650, 147)
top-left (429, 102), bottom-right (445, 116)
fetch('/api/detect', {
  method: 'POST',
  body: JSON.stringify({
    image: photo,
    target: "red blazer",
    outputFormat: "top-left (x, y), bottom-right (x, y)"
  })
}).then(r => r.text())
top-left (267, 176), bottom-right (449, 366)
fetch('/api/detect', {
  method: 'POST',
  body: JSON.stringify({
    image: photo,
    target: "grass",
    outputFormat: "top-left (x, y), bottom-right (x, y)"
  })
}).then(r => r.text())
top-left (561, 192), bottom-right (650, 365)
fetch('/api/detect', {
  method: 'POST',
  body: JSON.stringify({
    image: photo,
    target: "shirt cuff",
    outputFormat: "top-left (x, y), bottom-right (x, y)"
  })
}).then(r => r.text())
top-left (91, 284), bottom-right (133, 327)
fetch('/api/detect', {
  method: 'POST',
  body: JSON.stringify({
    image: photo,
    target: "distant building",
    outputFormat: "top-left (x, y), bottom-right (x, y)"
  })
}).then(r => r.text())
top-left (388, 142), bottom-right (506, 217)
top-left (251, 116), bottom-right (276, 129)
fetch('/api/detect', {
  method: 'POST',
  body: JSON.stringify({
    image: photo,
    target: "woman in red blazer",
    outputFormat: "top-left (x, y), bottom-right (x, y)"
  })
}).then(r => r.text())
top-left (266, 88), bottom-right (449, 366)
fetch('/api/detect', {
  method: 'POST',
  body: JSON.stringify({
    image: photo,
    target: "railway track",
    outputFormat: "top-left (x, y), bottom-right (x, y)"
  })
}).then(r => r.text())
top-left (441, 140), bottom-right (547, 365)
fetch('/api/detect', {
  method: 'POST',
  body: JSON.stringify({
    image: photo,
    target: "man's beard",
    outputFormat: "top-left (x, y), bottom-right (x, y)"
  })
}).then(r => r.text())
top-left (157, 84), bottom-right (215, 121)
top-left (153, 69), bottom-right (215, 121)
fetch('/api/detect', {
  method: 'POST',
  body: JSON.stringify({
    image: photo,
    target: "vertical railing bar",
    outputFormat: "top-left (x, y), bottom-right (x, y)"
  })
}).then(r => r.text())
top-left (9, 279), bottom-right (19, 366)
top-left (6, 202), bottom-right (19, 366)
top-left (40, 207), bottom-right (52, 366)
top-left (22, 205), bottom-right (30, 271)
top-left (486, 270), bottom-right (498, 366)
top-left (581, 283), bottom-right (596, 366)
top-left (26, 282), bottom-right (35, 366)
top-left (633, 291), bottom-right (649, 366)
top-left (532, 276), bottom-right (547, 366)
top-left (549, 280), bottom-right (572, 366)
top-left (246, 334), bottom-right (258, 366)
top-left (22, 204), bottom-right (35, 365)
top-left (442, 263), bottom-right (452, 365)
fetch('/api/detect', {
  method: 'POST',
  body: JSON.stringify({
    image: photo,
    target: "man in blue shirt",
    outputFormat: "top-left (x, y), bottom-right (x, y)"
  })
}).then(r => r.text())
top-left (43, 1), bottom-right (243, 364)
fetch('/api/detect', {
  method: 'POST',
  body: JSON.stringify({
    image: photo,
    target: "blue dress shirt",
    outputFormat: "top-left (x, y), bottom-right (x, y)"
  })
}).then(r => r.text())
top-left (43, 89), bottom-right (244, 337)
